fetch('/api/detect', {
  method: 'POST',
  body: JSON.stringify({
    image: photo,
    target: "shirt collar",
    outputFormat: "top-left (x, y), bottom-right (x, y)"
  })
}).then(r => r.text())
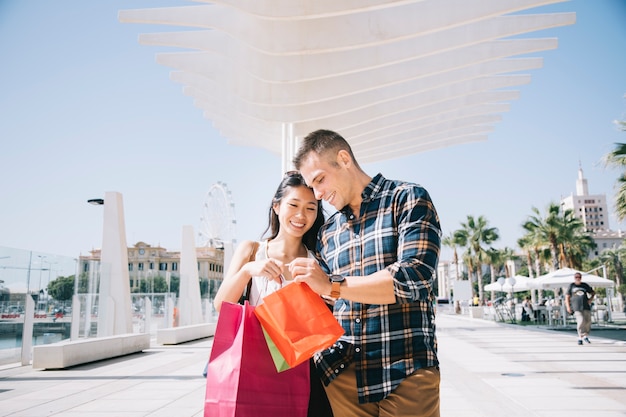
top-left (339, 173), bottom-right (385, 216)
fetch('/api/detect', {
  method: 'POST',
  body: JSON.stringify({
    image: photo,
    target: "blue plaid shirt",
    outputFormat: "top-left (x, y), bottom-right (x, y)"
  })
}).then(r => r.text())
top-left (314, 173), bottom-right (441, 404)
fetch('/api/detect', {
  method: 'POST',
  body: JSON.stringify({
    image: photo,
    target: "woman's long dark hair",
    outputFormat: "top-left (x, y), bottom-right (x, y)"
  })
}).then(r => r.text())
top-left (261, 171), bottom-right (325, 250)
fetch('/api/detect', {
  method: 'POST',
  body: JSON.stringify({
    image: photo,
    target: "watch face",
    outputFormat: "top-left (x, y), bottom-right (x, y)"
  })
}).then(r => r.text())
top-left (139, 249), bottom-right (145, 255)
top-left (331, 274), bottom-right (345, 283)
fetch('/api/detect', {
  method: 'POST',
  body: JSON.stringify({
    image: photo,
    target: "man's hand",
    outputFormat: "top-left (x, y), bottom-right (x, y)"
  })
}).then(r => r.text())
top-left (288, 257), bottom-right (331, 296)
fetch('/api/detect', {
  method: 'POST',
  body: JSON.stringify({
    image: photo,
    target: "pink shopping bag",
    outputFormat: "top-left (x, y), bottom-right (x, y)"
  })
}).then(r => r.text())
top-left (204, 301), bottom-right (309, 417)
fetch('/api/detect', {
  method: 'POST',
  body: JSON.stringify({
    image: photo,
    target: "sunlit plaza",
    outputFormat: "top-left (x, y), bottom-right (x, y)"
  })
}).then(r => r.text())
top-left (2, 1), bottom-right (626, 416)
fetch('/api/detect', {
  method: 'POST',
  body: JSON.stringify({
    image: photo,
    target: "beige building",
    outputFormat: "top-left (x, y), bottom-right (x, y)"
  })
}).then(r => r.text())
top-left (561, 166), bottom-right (624, 258)
top-left (79, 242), bottom-right (224, 290)
top-left (561, 166), bottom-right (610, 232)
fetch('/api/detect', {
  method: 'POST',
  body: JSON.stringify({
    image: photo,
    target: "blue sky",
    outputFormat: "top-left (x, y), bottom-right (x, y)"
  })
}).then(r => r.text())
top-left (1, 0), bottom-right (626, 267)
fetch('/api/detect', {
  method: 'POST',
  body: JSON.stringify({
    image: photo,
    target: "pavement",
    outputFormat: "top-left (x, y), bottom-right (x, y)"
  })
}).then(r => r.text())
top-left (0, 314), bottom-right (625, 417)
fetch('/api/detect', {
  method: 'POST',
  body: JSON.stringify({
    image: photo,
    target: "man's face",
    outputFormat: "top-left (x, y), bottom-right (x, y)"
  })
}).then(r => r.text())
top-left (298, 152), bottom-right (349, 211)
top-left (574, 274), bottom-right (582, 282)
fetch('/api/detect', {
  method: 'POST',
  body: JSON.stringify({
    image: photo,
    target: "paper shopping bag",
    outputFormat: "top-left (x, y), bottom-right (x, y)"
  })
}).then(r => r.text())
top-left (254, 282), bottom-right (344, 369)
top-left (261, 327), bottom-right (291, 372)
top-left (204, 301), bottom-right (309, 417)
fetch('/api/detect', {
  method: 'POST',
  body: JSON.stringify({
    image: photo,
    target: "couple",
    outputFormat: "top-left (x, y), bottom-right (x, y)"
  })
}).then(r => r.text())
top-left (214, 129), bottom-right (442, 417)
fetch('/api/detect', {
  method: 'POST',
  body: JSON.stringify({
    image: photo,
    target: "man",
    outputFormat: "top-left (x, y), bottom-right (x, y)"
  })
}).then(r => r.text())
top-left (565, 272), bottom-right (595, 345)
top-left (289, 129), bottom-right (441, 417)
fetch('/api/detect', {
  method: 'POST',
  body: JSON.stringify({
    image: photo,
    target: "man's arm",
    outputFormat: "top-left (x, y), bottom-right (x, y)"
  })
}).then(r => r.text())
top-left (565, 292), bottom-right (572, 313)
top-left (387, 185), bottom-right (441, 303)
top-left (586, 284), bottom-right (595, 305)
top-left (289, 258), bottom-right (396, 304)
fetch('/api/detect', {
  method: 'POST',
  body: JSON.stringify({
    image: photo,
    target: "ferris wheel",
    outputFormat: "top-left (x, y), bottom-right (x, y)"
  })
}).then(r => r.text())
top-left (198, 182), bottom-right (237, 249)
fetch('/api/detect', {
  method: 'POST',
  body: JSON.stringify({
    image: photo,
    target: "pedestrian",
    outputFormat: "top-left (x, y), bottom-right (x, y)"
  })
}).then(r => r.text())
top-left (289, 129), bottom-right (441, 417)
top-left (565, 272), bottom-right (595, 345)
top-left (521, 296), bottom-right (534, 322)
top-left (213, 171), bottom-right (332, 417)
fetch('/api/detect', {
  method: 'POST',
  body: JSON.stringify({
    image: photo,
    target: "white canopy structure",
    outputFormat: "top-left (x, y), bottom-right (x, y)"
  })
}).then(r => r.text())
top-left (531, 267), bottom-right (615, 290)
top-left (485, 275), bottom-right (535, 293)
top-left (118, 0), bottom-right (575, 168)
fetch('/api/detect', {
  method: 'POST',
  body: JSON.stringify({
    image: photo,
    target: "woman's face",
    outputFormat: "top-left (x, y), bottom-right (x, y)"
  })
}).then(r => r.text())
top-left (273, 185), bottom-right (319, 238)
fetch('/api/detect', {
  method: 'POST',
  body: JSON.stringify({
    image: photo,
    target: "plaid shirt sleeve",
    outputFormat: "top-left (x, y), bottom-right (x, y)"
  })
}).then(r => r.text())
top-left (314, 174), bottom-right (441, 404)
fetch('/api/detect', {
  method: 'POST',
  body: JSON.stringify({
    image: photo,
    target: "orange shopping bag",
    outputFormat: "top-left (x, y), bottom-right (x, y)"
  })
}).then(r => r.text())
top-left (254, 282), bottom-right (344, 369)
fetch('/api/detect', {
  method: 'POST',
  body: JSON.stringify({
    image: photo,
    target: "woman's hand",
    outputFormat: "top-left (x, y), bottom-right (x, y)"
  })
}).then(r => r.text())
top-left (245, 258), bottom-right (284, 284)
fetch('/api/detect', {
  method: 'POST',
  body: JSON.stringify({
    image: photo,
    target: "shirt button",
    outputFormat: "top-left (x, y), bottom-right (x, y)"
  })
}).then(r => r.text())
top-left (355, 347), bottom-right (361, 353)
top-left (340, 364), bottom-right (345, 369)
top-left (355, 234), bottom-right (360, 239)
top-left (334, 369), bottom-right (339, 373)
top-left (355, 318), bottom-right (361, 323)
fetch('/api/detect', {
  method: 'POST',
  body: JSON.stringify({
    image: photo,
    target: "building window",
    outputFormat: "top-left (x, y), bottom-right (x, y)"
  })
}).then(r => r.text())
top-left (172, 262), bottom-right (178, 271)
top-left (83, 263), bottom-right (89, 272)
top-left (128, 263), bottom-right (133, 271)
top-left (159, 263), bottom-right (168, 271)
top-left (138, 263), bottom-right (144, 271)
top-left (149, 262), bottom-right (154, 270)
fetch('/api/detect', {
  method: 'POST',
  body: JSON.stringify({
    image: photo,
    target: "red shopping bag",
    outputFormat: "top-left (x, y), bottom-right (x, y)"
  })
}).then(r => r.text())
top-left (254, 282), bottom-right (344, 369)
top-left (204, 301), bottom-right (309, 417)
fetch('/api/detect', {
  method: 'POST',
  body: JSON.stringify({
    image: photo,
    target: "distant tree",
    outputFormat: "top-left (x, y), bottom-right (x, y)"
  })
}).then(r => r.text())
top-left (603, 101), bottom-right (626, 220)
top-left (523, 203), bottom-right (566, 270)
top-left (442, 231), bottom-right (463, 281)
top-left (604, 142), bottom-right (626, 221)
top-left (517, 234), bottom-right (536, 278)
top-left (598, 247), bottom-right (626, 312)
top-left (484, 248), bottom-right (503, 302)
top-left (456, 215), bottom-right (499, 302)
top-left (47, 275), bottom-right (75, 301)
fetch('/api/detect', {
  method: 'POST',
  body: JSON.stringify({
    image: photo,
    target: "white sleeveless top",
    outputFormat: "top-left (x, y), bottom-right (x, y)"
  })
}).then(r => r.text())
top-left (247, 240), bottom-right (316, 306)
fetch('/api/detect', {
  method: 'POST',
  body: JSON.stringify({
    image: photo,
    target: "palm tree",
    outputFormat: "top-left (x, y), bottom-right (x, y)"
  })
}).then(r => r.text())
top-left (457, 215), bottom-right (499, 303)
top-left (563, 231), bottom-right (596, 269)
top-left (552, 206), bottom-right (594, 269)
top-left (598, 247), bottom-right (625, 313)
top-left (604, 142), bottom-right (626, 221)
top-left (517, 235), bottom-right (535, 278)
top-left (485, 248), bottom-right (502, 301)
top-left (485, 245), bottom-right (522, 302)
top-left (499, 246), bottom-right (518, 278)
top-left (603, 113), bottom-right (626, 219)
top-left (523, 203), bottom-right (565, 270)
top-left (442, 232), bottom-right (463, 282)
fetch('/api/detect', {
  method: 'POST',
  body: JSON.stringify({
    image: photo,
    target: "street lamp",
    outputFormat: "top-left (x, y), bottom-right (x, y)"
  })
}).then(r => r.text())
top-left (37, 255), bottom-right (47, 293)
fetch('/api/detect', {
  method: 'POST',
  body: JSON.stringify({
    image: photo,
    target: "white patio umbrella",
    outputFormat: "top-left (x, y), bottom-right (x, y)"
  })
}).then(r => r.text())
top-left (530, 267), bottom-right (615, 290)
top-left (485, 275), bottom-right (534, 293)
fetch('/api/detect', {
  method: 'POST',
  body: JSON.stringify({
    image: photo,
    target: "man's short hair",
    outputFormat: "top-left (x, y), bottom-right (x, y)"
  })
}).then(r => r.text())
top-left (293, 129), bottom-right (359, 170)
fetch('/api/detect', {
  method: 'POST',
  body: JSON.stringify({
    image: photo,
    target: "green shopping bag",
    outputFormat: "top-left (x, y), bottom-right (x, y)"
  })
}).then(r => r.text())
top-left (262, 327), bottom-right (291, 372)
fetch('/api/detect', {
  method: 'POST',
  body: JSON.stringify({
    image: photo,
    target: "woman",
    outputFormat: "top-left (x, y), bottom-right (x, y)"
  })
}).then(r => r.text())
top-left (212, 171), bottom-right (332, 417)
top-left (214, 171), bottom-right (324, 309)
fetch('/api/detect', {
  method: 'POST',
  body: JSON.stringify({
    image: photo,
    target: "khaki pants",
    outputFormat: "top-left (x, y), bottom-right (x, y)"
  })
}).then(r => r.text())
top-left (324, 363), bottom-right (440, 417)
top-left (574, 310), bottom-right (592, 338)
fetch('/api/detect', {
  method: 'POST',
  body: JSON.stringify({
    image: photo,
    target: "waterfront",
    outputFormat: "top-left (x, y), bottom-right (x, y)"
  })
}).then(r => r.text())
top-left (1, 312), bottom-right (625, 417)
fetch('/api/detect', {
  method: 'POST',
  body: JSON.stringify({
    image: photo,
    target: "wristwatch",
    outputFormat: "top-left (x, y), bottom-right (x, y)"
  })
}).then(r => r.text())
top-left (329, 274), bottom-right (345, 299)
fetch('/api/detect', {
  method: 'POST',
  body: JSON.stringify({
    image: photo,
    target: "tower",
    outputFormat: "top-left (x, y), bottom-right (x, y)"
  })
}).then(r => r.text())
top-left (561, 164), bottom-right (609, 232)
